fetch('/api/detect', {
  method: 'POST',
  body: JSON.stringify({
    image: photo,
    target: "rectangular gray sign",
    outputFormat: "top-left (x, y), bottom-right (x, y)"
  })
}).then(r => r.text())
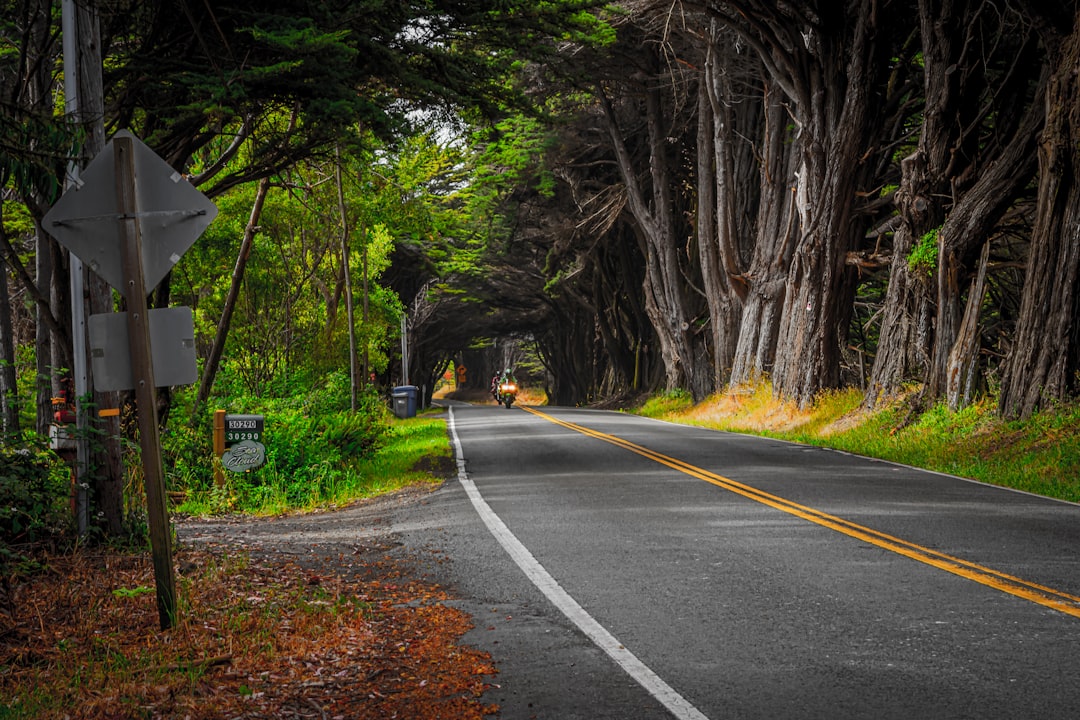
top-left (88, 307), bottom-right (198, 391)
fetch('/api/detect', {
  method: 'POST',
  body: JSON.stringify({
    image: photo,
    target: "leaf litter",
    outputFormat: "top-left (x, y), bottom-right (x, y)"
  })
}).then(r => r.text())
top-left (1, 533), bottom-right (499, 718)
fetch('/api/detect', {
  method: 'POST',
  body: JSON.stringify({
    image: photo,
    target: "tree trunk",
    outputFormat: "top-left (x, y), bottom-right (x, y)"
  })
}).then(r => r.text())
top-left (196, 176), bottom-right (272, 409)
top-left (335, 148), bottom-right (359, 411)
top-left (865, 0), bottom-right (964, 407)
top-left (36, 229), bottom-right (56, 437)
top-left (1000, 19), bottom-right (1080, 418)
top-left (697, 32), bottom-right (761, 390)
top-left (772, 7), bottom-right (883, 406)
top-left (695, 81), bottom-right (735, 390)
top-left (0, 237), bottom-right (19, 437)
top-left (728, 83), bottom-right (799, 386)
top-left (864, 152), bottom-right (936, 408)
top-left (598, 55), bottom-right (705, 398)
top-left (946, 241), bottom-right (990, 411)
top-left (924, 92), bottom-right (1043, 399)
top-left (869, 0), bottom-right (1042, 408)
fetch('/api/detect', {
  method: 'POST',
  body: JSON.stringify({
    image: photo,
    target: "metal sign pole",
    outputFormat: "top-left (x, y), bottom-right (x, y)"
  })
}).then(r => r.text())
top-left (113, 136), bottom-right (177, 629)
top-left (401, 314), bottom-right (409, 386)
top-left (61, 0), bottom-right (89, 536)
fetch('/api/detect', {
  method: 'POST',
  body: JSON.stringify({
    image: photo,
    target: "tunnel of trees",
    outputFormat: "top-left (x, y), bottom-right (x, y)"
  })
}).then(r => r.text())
top-left (3, 0), bottom-right (1080, 535)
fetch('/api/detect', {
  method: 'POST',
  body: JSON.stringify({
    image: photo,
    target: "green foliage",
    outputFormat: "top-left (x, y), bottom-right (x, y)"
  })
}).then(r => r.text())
top-left (0, 109), bottom-right (80, 203)
top-left (0, 441), bottom-right (70, 551)
top-left (171, 380), bottom-right (396, 513)
top-left (162, 392), bottom-right (216, 492)
top-left (908, 227), bottom-right (940, 274)
top-left (2, 196), bottom-right (35, 238)
top-left (321, 390), bottom-right (390, 457)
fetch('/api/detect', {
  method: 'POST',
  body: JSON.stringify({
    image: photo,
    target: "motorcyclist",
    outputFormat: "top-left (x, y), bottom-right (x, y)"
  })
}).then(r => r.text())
top-left (496, 368), bottom-right (518, 406)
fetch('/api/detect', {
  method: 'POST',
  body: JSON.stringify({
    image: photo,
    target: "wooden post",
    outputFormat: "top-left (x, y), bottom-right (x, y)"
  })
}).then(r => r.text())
top-left (114, 136), bottom-right (177, 630)
top-left (213, 409), bottom-right (226, 486)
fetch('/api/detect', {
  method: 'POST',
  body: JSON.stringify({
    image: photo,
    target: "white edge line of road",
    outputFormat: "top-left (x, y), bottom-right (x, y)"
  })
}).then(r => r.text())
top-left (447, 407), bottom-right (710, 720)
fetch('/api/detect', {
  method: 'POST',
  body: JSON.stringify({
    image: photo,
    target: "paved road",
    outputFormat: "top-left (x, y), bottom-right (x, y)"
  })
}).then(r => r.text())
top-left (395, 403), bottom-right (1080, 719)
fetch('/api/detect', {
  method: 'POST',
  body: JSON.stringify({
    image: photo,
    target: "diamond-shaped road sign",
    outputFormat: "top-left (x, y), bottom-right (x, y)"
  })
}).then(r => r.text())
top-left (42, 129), bottom-right (217, 297)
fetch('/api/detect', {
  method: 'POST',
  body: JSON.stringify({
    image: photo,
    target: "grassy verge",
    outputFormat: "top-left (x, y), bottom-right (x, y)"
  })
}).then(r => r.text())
top-left (178, 414), bottom-right (452, 516)
top-left (637, 383), bottom-right (1080, 504)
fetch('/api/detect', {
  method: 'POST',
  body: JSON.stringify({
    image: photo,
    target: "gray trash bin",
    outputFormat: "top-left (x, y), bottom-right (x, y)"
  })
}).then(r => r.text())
top-left (391, 385), bottom-right (418, 418)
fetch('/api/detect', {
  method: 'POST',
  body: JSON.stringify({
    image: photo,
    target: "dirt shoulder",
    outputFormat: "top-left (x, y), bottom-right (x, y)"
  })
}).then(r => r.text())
top-left (2, 484), bottom-right (499, 719)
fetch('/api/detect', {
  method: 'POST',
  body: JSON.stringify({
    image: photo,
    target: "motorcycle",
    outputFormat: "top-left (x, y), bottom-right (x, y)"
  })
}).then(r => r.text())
top-left (497, 380), bottom-right (518, 409)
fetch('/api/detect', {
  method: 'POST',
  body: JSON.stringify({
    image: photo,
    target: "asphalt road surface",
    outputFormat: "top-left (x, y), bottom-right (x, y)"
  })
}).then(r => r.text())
top-left (392, 403), bottom-right (1080, 719)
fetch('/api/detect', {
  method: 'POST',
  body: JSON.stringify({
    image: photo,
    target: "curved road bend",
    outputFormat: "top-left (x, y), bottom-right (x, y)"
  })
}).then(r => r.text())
top-left (394, 403), bottom-right (1080, 719)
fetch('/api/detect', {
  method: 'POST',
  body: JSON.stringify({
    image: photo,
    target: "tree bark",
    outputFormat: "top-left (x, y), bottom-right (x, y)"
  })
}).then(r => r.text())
top-left (1000, 15), bottom-right (1080, 418)
top-left (697, 28), bottom-right (766, 390)
top-left (0, 233), bottom-right (19, 437)
top-left (865, 0), bottom-right (969, 408)
top-left (695, 80), bottom-right (738, 390)
top-left (925, 89), bottom-right (1044, 399)
top-left (599, 67), bottom-right (705, 397)
top-left (868, 0), bottom-right (1042, 408)
top-left (36, 229), bottom-right (56, 437)
top-left (771, 4), bottom-right (887, 406)
top-left (946, 241), bottom-right (990, 411)
top-left (728, 82), bottom-right (799, 386)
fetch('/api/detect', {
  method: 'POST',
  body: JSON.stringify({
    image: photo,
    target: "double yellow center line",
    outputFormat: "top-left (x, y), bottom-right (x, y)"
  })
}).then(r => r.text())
top-left (522, 406), bottom-right (1080, 619)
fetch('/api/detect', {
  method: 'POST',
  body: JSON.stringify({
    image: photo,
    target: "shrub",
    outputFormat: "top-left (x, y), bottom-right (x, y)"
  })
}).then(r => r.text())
top-left (0, 441), bottom-right (70, 570)
top-left (174, 383), bottom-right (393, 513)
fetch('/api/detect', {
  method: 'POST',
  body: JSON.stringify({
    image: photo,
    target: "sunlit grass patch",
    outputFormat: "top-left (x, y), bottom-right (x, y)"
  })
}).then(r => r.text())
top-left (515, 386), bottom-right (548, 406)
top-left (667, 383), bottom-right (864, 438)
top-left (348, 415), bottom-right (453, 498)
top-left (638, 389), bottom-right (694, 418)
top-left (638, 381), bottom-right (1080, 504)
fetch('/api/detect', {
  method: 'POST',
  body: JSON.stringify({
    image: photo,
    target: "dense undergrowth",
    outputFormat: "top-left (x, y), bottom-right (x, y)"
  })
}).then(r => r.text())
top-left (166, 375), bottom-right (423, 515)
top-left (636, 383), bottom-right (1080, 504)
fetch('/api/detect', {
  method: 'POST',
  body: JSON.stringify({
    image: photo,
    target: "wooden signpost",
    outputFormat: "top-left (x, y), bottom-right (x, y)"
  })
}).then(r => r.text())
top-left (113, 135), bottom-right (175, 628)
top-left (43, 131), bottom-right (218, 629)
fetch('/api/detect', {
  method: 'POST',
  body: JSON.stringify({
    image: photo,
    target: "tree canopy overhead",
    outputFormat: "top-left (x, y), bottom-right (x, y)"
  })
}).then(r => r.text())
top-left (89, 0), bottom-right (610, 194)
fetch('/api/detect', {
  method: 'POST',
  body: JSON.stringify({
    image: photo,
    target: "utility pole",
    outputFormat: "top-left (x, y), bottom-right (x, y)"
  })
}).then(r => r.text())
top-left (401, 314), bottom-right (409, 386)
top-left (61, 0), bottom-right (90, 535)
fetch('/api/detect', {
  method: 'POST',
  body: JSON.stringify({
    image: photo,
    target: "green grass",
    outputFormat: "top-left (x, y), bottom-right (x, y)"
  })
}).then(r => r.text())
top-left (179, 414), bottom-right (451, 516)
top-left (637, 389), bottom-right (695, 418)
top-left (637, 384), bottom-right (1080, 504)
top-left (338, 413), bottom-right (453, 501)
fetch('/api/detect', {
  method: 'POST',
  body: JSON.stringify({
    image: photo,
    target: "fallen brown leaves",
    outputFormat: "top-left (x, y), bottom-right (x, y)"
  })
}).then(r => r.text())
top-left (0, 546), bottom-right (498, 719)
